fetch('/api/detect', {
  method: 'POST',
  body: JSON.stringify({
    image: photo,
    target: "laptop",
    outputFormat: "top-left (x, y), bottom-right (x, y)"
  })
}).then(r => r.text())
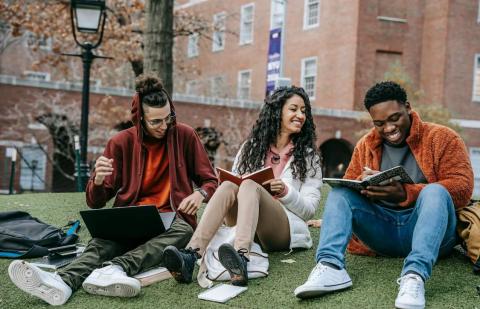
top-left (80, 206), bottom-right (176, 243)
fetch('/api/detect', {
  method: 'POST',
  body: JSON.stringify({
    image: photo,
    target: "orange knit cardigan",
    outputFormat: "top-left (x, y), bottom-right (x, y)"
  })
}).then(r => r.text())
top-left (344, 111), bottom-right (474, 255)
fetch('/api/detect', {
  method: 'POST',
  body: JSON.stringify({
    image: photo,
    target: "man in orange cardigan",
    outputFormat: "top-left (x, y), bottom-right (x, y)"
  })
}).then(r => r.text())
top-left (295, 81), bottom-right (473, 309)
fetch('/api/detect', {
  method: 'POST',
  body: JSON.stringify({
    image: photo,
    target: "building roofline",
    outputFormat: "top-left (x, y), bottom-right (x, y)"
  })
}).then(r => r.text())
top-left (9, 74), bottom-right (479, 125)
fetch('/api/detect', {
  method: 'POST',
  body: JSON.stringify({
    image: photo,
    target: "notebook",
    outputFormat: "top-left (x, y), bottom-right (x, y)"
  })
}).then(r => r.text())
top-left (216, 166), bottom-right (274, 193)
top-left (198, 284), bottom-right (248, 303)
top-left (80, 206), bottom-right (176, 242)
top-left (323, 165), bottom-right (414, 191)
top-left (133, 266), bottom-right (172, 286)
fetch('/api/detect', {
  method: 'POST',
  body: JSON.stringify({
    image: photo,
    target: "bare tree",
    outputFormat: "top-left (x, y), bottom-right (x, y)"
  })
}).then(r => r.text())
top-left (0, 91), bottom-right (129, 191)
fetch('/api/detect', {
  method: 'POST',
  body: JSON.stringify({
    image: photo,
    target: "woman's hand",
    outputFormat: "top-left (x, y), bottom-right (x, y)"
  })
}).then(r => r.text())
top-left (263, 178), bottom-right (287, 196)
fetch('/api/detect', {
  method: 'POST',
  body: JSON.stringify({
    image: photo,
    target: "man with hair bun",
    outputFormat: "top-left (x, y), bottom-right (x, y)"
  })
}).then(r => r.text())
top-left (295, 81), bottom-right (473, 309)
top-left (8, 74), bottom-right (218, 305)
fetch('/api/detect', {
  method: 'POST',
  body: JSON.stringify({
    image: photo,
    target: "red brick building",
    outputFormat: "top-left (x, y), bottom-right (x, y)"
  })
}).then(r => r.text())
top-left (1, 0), bottom-right (480, 194)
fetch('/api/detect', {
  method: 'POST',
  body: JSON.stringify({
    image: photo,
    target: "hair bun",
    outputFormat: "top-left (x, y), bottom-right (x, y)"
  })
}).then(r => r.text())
top-left (135, 73), bottom-right (164, 96)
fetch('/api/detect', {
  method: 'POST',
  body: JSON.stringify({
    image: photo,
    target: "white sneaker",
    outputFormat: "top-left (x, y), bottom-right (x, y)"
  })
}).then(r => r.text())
top-left (294, 262), bottom-right (352, 299)
top-left (82, 264), bottom-right (141, 297)
top-left (8, 260), bottom-right (72, 306)
top-left (395, 273), bottom-right (425, 309)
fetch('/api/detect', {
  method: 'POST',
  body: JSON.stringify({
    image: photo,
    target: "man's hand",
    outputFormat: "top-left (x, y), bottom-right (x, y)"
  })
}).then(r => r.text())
top-left (361, 167), bottom-right (379, 180)
top-left (94, 156), bottom-right (114, 186)
top-left (178, 191), bottom-right (204, 215)
top-left (360, 179), bottom-right (407, 203)
top-left (262, 178), bottom-right (287, 196)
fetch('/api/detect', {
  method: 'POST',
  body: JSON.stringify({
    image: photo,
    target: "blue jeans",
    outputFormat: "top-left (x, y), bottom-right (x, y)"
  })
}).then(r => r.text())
top-left (315, 184), bottom-right (457, 281)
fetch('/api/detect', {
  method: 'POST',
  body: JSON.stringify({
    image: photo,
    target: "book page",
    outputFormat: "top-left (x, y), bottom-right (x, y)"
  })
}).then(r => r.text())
top-left (242, 166), bottom-right (274, 193)
top-left (323, 178), bottom-right (365, 191)
top-left (364, 166), bottom-right (414, 186)
top-left (216, 167), bottom-right (242, 186)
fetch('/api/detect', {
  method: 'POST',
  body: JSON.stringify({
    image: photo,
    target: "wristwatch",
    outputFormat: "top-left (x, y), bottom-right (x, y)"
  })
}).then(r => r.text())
top-left (195, 188), bottom-right (208, 200)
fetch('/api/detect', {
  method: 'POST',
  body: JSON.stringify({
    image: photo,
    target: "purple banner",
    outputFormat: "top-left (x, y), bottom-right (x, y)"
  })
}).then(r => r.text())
top-left (265, 28), bottom-right (282, 95)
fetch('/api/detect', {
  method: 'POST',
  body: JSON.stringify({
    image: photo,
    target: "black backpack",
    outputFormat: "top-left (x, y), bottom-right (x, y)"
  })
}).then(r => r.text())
top-left (0, 211), bottom-right (80, 259)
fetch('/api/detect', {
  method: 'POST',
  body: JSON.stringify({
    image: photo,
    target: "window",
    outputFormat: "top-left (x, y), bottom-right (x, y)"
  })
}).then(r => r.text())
top-left (237, 70), bottom-right (252, 100)
top-left (270, 0), bottom-right (285, 29)
top-left (240, 3), bottom-right (254, 45)
top-left (473, 54), bottom-right (480, 102)
top-left (20, 145), bottom-right (46, 191)
top-left (187, 33), bottom-right (199, 58)
top-left (26, 32), bottom-right (52, 51)
top-left (186, 80), bottom-right (199, 95)
top-left (23, 71), bottom-right (51, 82)
top-left (303, 0), bottom-right (320, 29)
top-left (470, 147), bottom-right (480, 196)
top-left (212, 12), bottom-right (226, 51)
top-left (478, 0), bottom-right (480, 23)
top-left (210, 76), bottom-right (226, 97)
top-left (301, 57), bottom-right (317, 99)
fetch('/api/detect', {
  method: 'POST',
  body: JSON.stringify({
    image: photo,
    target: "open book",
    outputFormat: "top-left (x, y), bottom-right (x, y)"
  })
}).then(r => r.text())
top-left (133, 266), bottom-right (172, 287)
top-left (216, 166), bottom-right (274, 193)
top-left (323, 166), bottom-right (414, 191)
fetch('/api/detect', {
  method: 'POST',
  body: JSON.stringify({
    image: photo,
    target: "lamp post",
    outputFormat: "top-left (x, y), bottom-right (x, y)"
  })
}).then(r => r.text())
top-left (66, 0), bottom-right (109, 191)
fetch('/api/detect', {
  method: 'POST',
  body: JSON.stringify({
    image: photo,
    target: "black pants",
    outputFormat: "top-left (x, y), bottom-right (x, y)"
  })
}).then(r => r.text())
top-left (58, 217), bottom-right (193, 291)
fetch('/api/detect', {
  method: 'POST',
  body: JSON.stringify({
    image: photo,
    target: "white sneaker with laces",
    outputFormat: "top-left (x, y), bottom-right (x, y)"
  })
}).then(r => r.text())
top-left (8, 260), bottom-right (72, 306)
top-left (395, 273), bottom-right (425, 309)
top-left (294, 262), bottom-right (352, 299)
top-left (82, 264), bottom-right (141, 297)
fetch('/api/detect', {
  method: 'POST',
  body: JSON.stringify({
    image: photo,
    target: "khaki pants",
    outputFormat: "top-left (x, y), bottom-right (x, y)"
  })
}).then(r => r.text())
top-left (58, 217), bottom-right (193, 291)
top-left (188, 180), bottom-right (290, 255)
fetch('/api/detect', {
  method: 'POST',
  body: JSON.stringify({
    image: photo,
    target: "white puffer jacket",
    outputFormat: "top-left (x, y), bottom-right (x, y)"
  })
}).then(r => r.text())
top-left (232, 147), bottom-right (322, 249)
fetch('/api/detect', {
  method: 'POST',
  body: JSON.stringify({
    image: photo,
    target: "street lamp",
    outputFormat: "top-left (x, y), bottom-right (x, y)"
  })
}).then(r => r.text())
top-left (66, 0), bottom-right (109, 191)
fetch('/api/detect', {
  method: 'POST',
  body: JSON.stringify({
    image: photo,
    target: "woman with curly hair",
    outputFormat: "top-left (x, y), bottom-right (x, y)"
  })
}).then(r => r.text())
top-left (164, 86), bottom-right (323, 286)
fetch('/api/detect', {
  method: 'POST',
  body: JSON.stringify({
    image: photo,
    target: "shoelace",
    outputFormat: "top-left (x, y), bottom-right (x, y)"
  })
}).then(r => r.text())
top-left (237, 248), bottom-right (250, 262)
top-left (184, 247), bottom-right (201, 259)
top-left (308, 263), bottom-right (327, 280)
top-left (396, 274), bottom-right (422, 297)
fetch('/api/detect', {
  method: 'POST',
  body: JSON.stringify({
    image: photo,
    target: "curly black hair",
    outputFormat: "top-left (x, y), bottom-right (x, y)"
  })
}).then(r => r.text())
top-left (364, 81), bottom-right (407, 110)
top-left (135, 73), bottom-right (171, 108)
top-left (236, 86), bottom-right (321, 182)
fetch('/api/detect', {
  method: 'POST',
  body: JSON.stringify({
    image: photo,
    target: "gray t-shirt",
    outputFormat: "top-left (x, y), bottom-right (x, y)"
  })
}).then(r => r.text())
top-left (379, 142), bottom-right (427, 207)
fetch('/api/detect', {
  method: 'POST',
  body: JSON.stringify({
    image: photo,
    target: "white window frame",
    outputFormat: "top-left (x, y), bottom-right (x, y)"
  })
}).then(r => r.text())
top-left (210, 75), bottom-right (226, 97)
top-left (187, 33), bottom-right (199, 58)
top-left (186, 80), bottom-right (199, 95)
top-left (212, 12), bottom-right (226, 52)
top-left (239, 3), bottom-right (255, 45)
top-left (478, 0), bottom-right (480, 23)
top-left (26, 32), bottom-right (52, 51)
top-left (270, 0), bottom-right (285, 30)
top-left (237, 69), bottom-right (252, 100)
top-left (303, 0), bottom-right (320, 30)
top-left (301, 57), bottom-right (317, 100)
top-left (23, 71), bottom-right (51, 82)
top-left (473, 54), bottom-right (480, 102)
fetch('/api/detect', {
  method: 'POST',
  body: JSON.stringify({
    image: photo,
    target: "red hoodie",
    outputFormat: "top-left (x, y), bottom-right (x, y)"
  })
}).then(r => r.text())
top-left (85, 93), bottom-right (218, 228)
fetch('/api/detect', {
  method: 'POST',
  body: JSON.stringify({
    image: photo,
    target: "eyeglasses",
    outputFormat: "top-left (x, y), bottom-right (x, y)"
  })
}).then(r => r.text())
top-left (143, 114), bottom-right (175, 128)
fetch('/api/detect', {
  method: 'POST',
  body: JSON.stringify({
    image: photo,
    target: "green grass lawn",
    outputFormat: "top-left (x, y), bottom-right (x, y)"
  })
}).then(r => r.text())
top-left (0, 191), bottom-right (479, 308)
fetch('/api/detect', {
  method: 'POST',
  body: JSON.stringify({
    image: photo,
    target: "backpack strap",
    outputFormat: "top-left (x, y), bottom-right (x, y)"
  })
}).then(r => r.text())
top-left (65, 220), bottom-right (80, 236)
top-left (0, 244), bottom-right (50, 259)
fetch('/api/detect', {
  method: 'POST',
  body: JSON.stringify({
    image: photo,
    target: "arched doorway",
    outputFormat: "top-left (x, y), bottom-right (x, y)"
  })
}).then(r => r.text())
top-left (320, 139), bottom-right (354, 178)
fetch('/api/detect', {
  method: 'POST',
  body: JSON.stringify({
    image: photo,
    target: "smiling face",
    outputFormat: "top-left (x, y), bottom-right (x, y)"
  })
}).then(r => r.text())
top-left (369, 100), bottom-right (412, 145)
top-left (280, 94), bottom-right (306, 136)
top-left (142, 104), bottom-right (172, 139)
